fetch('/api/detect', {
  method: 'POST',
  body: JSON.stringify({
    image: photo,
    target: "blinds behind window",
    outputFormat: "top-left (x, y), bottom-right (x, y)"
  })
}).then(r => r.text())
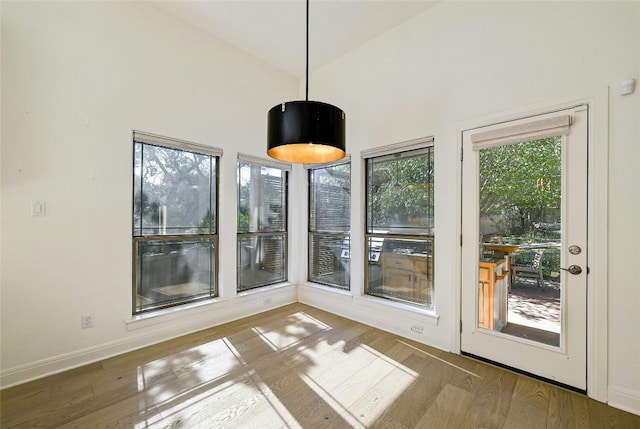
top-left (237, 160), bottom-right (287, 233)
top-left (310, 183), bottom-right (350, 231)
top-left (309, 163), bottom-right (351, 232)
top-left (261, 171), bottom-right (286, 231)
top-left (470, 115), bottom-right (572, 150)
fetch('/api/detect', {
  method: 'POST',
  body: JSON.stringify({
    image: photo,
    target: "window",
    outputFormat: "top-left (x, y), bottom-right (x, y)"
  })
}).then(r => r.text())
top-left (237, 154), bottom-right (290, 291)
top-left (363, 138), bottom-right (434, 308)
top-left (132, 132), bottom-right (221, 315)
top-left (308, 158), bottom-right (351, 289)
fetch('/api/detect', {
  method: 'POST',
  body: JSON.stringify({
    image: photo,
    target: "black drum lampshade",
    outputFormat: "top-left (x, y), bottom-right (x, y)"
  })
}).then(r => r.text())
top-left (267, 100), bottom-right (345, 163)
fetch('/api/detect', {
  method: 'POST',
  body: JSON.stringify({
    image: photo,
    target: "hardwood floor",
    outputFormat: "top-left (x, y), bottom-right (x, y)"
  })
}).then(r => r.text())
top-left (2, 303), bottom-right (639, 428)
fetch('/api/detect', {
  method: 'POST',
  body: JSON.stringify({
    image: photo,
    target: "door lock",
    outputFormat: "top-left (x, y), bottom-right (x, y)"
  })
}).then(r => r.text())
top-left (560, 265), bottom-right (582, 275)
top-left (568, 245), bottom-right (582, 255)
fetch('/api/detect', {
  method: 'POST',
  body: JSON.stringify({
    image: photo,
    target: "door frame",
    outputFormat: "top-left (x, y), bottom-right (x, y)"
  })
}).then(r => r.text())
top-left (452, 89), bottom-right (609, 402)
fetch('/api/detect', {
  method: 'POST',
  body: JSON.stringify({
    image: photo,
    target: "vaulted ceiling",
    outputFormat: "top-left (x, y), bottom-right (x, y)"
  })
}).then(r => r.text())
top-left (152, 1), bottom-right (437, 79)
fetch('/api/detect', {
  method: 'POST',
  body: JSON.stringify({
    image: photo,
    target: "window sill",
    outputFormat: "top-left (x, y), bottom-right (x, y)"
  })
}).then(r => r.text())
top-left (300, 281), bottom-right (352, 296)
top-left (126, 298), bottom-right (225, 331)
top-left (298, 282), bottom-right (439, 326)
top-left (355, 294), bottom-right (440, 326)
top-left (236, 281), bottom-right (295, 297)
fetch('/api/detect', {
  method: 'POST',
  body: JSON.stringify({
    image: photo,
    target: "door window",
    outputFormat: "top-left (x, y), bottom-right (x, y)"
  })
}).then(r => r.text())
top-left (478, 136), bottom-right (562, 346)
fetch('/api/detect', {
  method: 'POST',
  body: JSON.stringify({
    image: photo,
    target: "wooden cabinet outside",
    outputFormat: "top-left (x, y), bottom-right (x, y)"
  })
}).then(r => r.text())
top-left (478, 259), bottom-right (507, 330)
top-left (381, 253), bottom-right (432, 303)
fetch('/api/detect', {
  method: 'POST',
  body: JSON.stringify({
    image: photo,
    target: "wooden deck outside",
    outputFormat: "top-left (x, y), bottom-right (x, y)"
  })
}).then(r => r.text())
top-left (503, 279), bottom-right (561, 346)
top-left (2, 303), bottom-right (639, 428)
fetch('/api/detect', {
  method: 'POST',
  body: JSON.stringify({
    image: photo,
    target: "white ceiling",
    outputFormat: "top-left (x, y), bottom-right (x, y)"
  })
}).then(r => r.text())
top-left (152, 1), bottom-right (437, 79)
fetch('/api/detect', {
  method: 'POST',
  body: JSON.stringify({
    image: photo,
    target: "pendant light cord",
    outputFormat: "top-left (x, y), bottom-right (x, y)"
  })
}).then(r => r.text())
top-left (305, 0), bottom-right (309, 102)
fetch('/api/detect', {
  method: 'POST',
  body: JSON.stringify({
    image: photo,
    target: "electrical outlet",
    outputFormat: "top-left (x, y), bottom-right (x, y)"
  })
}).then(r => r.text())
top-left (410, 323), bottom-right (423, 334)
top-left (81, 314), bottom-right (93, 329)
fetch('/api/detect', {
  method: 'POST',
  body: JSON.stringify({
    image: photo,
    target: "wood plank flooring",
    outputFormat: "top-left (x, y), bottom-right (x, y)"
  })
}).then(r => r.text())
top-left (2, 303), bottom-right (639, 428)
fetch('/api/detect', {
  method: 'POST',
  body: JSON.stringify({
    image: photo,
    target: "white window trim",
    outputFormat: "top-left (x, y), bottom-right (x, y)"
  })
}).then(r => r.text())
top-left (361, 136), bottom-right (434, 159)
top-left (470, 114), bottom-right (572, 150)
top-left (133, 130), bottom-right (223, 157)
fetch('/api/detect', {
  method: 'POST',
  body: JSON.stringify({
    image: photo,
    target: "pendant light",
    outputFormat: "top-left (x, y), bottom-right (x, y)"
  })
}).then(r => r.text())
top-left (267, 0), bottom-right (346, 164)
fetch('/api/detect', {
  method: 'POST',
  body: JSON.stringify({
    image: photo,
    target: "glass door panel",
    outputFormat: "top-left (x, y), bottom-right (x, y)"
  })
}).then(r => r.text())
top-left (478, 137), bottom-right (562, 346)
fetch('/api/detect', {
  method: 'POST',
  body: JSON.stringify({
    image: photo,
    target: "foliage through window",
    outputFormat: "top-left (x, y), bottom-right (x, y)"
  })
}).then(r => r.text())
top-left (479, 136), bottom-right (561, 239)
top-left (237, 156), bottom-right (289, 291)
top-left (132, 132), bottom-right (220, 315)
top-left (364, 141), bottom-right (434, 308)
top-left (308, 161), bottom-right (351, 289)
top-left (479, 136), bottom-right (562, 282)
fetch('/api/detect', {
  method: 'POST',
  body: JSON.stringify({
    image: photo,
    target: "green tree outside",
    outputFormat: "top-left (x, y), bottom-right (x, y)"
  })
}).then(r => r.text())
top-left (479, 136), bottom-right (561, 240)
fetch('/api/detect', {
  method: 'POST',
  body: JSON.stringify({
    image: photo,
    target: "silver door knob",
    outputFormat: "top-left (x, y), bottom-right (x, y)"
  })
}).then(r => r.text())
top-left (560, 265), bottom-right (582, 275)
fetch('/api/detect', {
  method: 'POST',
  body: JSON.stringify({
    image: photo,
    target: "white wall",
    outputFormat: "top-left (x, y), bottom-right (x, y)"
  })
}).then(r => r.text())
top-left (298, 1), bottom-right (640, 414)
top-left (1, 1), bottom-right (299, 386)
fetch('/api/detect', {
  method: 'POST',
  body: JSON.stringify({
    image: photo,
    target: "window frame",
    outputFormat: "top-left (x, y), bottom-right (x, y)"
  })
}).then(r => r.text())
top-left (132, 131), bottom-right (221, 315)
top-left (306, 157), bottom-right (352, 290)
top-left (236, 153), bottom-right (291, 292)
top-left (362, 137), bottom-right (435, 309)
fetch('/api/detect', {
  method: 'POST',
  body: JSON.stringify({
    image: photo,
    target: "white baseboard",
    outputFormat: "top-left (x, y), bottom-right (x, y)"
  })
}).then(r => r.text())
top-left (608, 385), bottom-right (640, 417)
top-left (0, 286), bottom-right (297, 389)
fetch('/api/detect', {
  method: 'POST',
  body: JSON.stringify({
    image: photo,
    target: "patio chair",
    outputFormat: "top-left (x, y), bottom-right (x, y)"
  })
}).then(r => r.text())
top-left (511, 250), bottom-right (545, 287)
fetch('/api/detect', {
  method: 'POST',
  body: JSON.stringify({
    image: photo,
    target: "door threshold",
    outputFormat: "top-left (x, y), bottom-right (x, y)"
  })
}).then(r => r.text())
top-left (461, 351), bottom-right (586, 395)
top-left (500, 322), bottom-right (560, 347)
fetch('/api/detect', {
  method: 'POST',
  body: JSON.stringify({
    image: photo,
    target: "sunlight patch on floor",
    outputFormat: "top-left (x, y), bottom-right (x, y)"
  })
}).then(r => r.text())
top-left (134, 337), bottom-right (245, 408)
top-left (300, 342), bottom-right (418, 428)
top-left (359, 343), bottom-right (419, 377)
top-left (298, 370), bottom-right (368, 429)
top-left (138, 375), bottom-right (242, 428)
top-left (251, 311), bottom-right (332, 351)
top-left (395, 339), bottom-right (480, 378)
top-left (250, 374), bottom-right (300, 428)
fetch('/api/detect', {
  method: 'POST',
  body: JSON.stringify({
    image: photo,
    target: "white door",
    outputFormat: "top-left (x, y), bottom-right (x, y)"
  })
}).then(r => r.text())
top-left (461, 105), bottom-right (588, 390)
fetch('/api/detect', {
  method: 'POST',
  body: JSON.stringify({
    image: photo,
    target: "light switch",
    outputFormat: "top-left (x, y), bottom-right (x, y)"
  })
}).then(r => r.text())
top-left (31, 200), bottom-right (46, 217)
